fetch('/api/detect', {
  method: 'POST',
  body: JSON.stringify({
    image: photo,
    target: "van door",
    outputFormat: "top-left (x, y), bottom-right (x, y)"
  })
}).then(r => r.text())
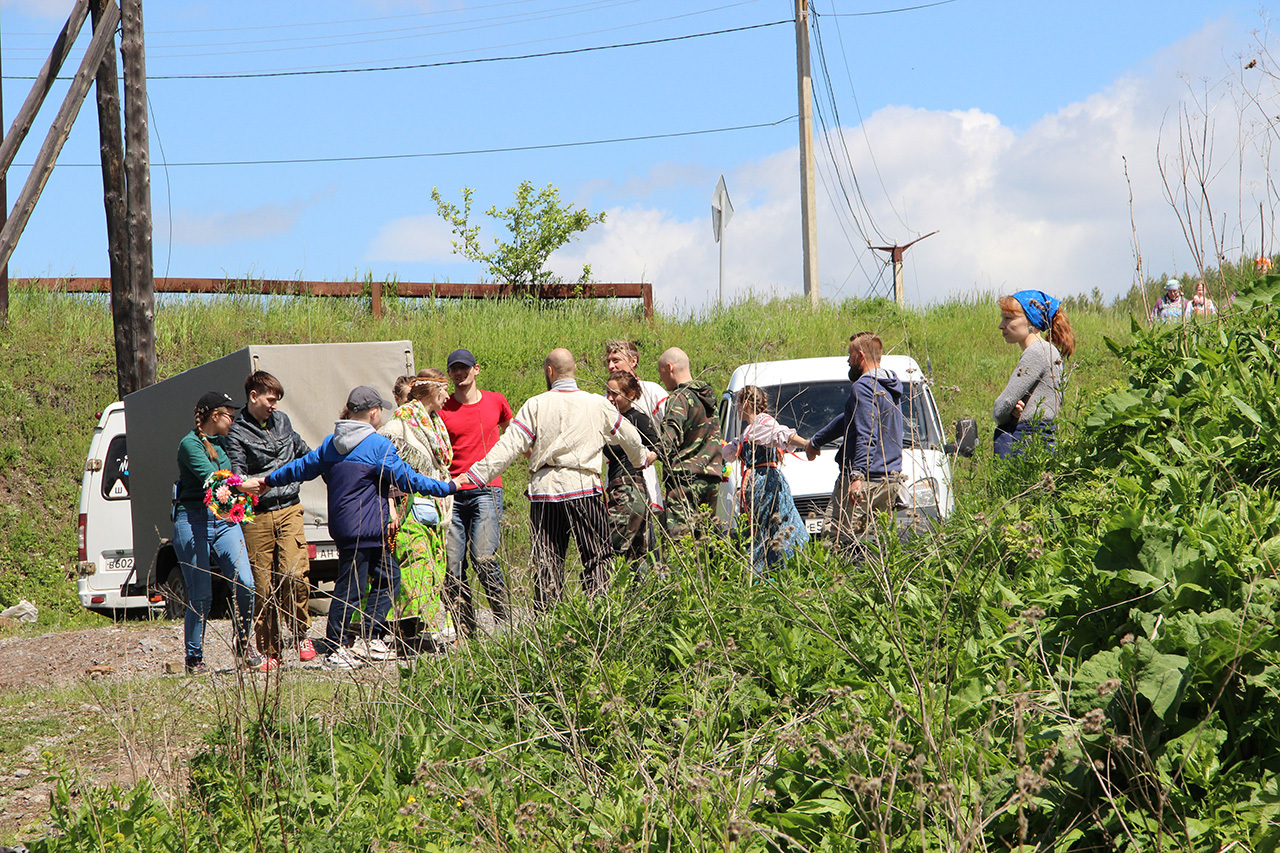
top-left (78, 406), bottom-right (141, 610)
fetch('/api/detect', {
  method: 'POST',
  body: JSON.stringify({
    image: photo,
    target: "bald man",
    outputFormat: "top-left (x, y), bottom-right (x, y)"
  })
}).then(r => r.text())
top-left (458, 349), bottom-right (656, 610)
top-left (656, 347), bottom-right (725, 540)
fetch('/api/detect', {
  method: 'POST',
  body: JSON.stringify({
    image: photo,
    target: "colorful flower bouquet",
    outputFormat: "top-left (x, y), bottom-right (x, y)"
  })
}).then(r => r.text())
top-left (203, 469), bottom-right (257, 523)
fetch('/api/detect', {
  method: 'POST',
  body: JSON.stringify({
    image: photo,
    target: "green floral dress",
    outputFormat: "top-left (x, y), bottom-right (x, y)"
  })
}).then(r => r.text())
top-left (383, 401), bottom-right (454, 638)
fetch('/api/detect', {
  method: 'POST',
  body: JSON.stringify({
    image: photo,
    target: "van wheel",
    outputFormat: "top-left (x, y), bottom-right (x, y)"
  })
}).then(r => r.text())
top-left (162, 571), bottom-right (188, 620)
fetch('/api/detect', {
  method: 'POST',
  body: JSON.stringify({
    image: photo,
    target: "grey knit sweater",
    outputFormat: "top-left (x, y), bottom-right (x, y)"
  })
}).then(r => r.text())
top-left (993, 338), bottom-right (1064, 427)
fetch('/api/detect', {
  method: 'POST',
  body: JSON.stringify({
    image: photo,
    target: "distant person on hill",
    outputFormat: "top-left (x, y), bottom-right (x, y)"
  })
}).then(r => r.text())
top-left (1150, 280), bottom-right (1188, 323)
top-left (993, 290), bottom-right (1076, 459)
top-left (456, 349), bottom-right (655, 611)
top-left (225, 371), bottom-right (314, 668)
top-left (174, 391), bottom-right (263, 675)
top-left (1189, 280), bottom-right (1217, 317)
top-left (247, 386), bottom-right (458, 671)
top-left (438, 349), bottom-right (513, 636)
top-left (721, 385), bottom-right (810, 575)
top-left (800, 333), bottom-right (904, 548)
top-left (656, 347), bottom-right (725, 540)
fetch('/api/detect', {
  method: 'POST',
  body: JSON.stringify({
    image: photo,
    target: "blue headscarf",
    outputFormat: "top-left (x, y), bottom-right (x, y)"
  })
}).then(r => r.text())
top-left (1010, 290), bottom-right (1061, 332)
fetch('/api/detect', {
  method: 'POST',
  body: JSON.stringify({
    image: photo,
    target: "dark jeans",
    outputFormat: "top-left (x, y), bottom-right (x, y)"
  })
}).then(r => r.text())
top-left (530, 495), bottom-right (614, 612)
top-left (327, 546), bottom-right (399, 649)
top-left (994, 420), bottom-right (1057, 459)
top-left (445, 486), bottom-right (508, 634)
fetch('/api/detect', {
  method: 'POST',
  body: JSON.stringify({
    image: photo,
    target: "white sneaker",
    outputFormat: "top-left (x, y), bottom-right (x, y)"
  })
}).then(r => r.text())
top-left (352, 637), bottom-right (395, 661)
top-left (326, 646), bottom-right (366, 671)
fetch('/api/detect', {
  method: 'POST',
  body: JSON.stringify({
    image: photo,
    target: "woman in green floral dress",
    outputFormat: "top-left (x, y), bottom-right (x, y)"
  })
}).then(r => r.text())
top-left (380, 370), bottom-right (455, 646)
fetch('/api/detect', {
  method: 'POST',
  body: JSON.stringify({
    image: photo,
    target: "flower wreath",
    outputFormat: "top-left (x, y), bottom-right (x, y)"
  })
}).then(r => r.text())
top-left (203, 469), bottom-right (258, 523)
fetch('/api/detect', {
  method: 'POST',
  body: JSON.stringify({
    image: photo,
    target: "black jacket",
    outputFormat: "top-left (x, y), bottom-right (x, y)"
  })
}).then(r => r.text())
top-left (225, 407), bottom-right (310, 512)
top-left (605, 407), bottom-right (660, 485)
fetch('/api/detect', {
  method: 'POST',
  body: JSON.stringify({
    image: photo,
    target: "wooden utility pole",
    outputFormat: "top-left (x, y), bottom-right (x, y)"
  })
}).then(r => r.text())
top-left (0, 0), bottom-right (119, 271)
top-left (870, 230), bottom-right (937, 308)
top-left (795, 0), bottom-right (819, 307)
top-left (90, 0), bottom-right (135, 400)
top-left (1, 28), bottom-right (8, 325)
top-left (119, 0), bottom-right (156, 392)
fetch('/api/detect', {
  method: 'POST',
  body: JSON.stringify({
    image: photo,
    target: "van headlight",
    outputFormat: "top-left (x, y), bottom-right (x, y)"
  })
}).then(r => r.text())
top-left (905, 477), bottom-right (940, 509)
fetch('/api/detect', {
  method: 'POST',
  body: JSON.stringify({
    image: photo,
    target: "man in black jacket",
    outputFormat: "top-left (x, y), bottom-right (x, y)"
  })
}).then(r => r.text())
top-left (225, 371), bottom-right (314, 665)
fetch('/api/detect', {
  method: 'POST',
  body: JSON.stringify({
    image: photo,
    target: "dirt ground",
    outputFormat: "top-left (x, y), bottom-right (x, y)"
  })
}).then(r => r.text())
top-left (0, 617), bottom-right (413, 846)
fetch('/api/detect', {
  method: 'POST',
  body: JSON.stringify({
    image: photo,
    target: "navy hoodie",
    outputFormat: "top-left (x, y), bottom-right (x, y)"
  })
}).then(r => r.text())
top-left (265, 420), bottom-right (456, 550)
top-left (811, 367), bottom-right (905, 480)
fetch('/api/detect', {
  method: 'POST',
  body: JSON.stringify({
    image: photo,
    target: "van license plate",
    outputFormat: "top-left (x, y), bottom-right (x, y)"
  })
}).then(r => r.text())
top-left (312, 546), bottom-right (338, 562)
top-left (805, 518), bottom-right (824, 534)
top-left (104, 556), bottom-right (134, 572)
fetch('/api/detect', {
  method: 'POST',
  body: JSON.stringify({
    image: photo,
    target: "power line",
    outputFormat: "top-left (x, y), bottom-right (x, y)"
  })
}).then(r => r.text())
top-left (1, 19), bottom-right (792, 81)
top-left (811, 0), bottom-right (957, 18)
top-left (20, 115), bottom-right (797, 168)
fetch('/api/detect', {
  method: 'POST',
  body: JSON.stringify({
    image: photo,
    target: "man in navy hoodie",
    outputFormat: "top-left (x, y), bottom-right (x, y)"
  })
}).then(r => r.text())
top-left (803, 332), bottom-right (904, 547)
top-left (248, 386), bottom-right (457, 670)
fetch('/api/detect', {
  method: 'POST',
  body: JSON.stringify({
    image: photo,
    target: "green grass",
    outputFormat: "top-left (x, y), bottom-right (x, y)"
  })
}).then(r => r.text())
top-left (0, 285), bottom-right (1138, 620)
top-left (5, 269), bottom-right (1280, 852)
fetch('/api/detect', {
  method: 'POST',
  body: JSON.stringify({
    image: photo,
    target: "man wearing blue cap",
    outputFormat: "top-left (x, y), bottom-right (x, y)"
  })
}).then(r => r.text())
top-left (439, 348), bottom-right (513, 636)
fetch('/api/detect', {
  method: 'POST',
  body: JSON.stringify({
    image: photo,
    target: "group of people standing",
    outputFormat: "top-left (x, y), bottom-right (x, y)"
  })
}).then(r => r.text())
top-left (1150, 279), bottom-right (1219, 323)
top-left (171, 290), bottom-right (1078, 674)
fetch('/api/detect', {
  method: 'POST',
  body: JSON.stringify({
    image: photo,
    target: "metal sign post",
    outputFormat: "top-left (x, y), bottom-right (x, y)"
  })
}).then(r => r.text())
top-left (711, 175), bottom-right (734, 305)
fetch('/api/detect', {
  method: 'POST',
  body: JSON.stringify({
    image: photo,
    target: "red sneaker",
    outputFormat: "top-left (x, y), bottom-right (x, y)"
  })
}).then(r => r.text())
top-left (297, 638), bottom-right (317, 662)
top-left (259, 656), bottom-right (280, 673)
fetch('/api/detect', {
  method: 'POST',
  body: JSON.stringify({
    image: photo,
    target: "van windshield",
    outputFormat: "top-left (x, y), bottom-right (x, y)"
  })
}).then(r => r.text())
top-left (757, 380), bottom-right (941, 450)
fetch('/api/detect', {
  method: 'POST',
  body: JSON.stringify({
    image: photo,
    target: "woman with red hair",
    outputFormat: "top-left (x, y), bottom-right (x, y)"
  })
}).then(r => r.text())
top-left (994, 290), bottom-right (1076, 458)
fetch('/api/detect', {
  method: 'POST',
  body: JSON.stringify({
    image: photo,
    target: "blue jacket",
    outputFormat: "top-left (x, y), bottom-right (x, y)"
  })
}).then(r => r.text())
top-left (812, 367), bottom-right (905, 480)
top-left (265, 420), bottom-right (456, 550)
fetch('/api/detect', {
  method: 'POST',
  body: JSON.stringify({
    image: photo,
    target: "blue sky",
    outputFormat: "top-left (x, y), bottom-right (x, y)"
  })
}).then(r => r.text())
top-left (0, 0), bottom-right (1272, 309)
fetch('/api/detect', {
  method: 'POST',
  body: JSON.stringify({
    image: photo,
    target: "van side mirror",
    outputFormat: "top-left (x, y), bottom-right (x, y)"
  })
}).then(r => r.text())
top-left (945, 418), bottom-right (978, 458)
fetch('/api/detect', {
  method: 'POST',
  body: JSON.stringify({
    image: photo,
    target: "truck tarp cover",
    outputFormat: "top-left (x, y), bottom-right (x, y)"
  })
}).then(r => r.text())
top-left (123, 341), bottom-right (415, 585)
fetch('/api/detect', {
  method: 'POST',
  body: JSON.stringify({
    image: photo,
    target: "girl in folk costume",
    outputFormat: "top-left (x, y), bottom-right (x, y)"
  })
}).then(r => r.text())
top-left (381, 371), bottom-right (456, 645)
top-left (722, 385), bottom-right (811, 575)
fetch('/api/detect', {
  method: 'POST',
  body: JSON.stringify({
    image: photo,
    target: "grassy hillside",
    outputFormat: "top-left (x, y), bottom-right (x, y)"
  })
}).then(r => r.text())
top-left (1, 285), bottom-right (1134, 617)
top-left (16, 274), bottom-right (1280, 851)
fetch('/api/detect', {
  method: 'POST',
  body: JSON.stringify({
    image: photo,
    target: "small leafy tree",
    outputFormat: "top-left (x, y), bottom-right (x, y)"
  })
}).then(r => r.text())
top-left (431, 181), bottom-right (606, 287)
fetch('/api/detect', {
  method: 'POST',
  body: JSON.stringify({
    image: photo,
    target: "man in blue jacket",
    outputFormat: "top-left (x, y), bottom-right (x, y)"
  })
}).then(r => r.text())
top-left (803, 332), bottom-right (904, 548)
top-left (247, 386), bottom-right (457, 670)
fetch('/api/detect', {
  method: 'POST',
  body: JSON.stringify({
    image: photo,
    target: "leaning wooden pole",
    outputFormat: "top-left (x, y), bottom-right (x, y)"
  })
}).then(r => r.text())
top-left (120, 0), bottom-right (156, 392)
top-left (90, 0), bottom-right (134, 400)
top-left (1, 27), bottom-right (8, 325)
top-left (0, 0), bottom-right (90, 179)
top-left (0, 1), bottom-right (120, 271)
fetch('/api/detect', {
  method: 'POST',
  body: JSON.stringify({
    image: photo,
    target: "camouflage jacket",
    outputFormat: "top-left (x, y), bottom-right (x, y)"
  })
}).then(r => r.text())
top-left (660, 381), bottom-right (724, 481)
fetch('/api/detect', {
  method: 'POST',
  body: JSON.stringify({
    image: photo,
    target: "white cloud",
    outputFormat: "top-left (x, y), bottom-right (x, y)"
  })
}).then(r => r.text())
top-left (0, 0), bottom-right (75, 19)
top-left (169, 193), bottom-right (325, 247)
top-left (366, 214), bottom-right (460, 263)
top-left (553, 18), bottom-right (1268, 310)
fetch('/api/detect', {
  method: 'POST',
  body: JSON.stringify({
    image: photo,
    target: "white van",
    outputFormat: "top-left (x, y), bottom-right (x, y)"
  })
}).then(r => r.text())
top-left (717, 355), bottom-right (963, 533)
top-left (76, 403), bottom-right (160, 613)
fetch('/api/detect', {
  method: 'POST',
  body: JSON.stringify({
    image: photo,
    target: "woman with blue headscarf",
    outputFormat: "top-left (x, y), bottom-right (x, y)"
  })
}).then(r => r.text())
top-left (993, 290), bottom-right (1076, 458)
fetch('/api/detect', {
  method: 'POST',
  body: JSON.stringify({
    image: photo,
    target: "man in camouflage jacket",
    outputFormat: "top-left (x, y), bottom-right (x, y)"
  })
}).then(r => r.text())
top-left (657, 347), bottom-right (725, 539)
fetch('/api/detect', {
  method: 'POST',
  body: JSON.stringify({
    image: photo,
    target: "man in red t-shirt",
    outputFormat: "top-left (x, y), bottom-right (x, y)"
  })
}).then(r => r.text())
top-left (438, 348), bottom-right (513, 635)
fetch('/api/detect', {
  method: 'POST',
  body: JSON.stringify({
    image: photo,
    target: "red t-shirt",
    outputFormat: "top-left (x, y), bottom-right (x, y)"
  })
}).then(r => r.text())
top-left (440, 390), bottom-right (514, 489)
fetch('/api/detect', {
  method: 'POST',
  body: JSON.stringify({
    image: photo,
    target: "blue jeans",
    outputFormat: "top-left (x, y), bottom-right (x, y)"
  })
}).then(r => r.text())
top-left (994, 420), bottom-right (1057, 459)
top-left (445, 486), bottom-right (507, 633)
top-left (327, 546), bottom-right (399, 649)
top-left (173, 505), bottom-right (255, 663)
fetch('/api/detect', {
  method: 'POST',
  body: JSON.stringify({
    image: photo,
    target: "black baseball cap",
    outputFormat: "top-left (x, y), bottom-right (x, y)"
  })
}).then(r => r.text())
top-left (345, 385), bottom-right (394, 412)
top-left (196, 391), bottom-right (236, 414)
top-left (447, 348), bottom-right (477, 368)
